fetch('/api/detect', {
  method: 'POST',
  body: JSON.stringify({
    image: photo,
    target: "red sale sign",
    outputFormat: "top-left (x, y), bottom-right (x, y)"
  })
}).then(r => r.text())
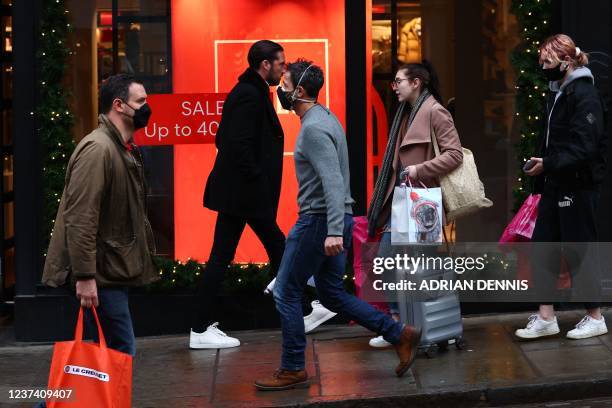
top-left (134, 93), bottom-right (227, 146)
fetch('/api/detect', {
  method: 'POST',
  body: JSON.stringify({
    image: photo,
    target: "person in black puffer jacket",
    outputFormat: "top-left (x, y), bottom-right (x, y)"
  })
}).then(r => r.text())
top-left (516, 34), bottom-right (608, 341)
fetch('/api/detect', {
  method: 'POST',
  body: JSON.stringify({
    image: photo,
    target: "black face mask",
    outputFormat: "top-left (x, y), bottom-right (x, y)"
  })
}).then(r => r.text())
top-left (123, 101), bottom-right (152, 130)
top-left (542, 63), bottom-right (567, 82)
top-left (277, 87), bottom-right (294, 110)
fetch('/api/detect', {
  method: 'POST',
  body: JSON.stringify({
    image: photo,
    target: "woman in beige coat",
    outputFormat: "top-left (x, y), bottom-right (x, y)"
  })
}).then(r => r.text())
top-left (366, 60), bottom-right (463, 347)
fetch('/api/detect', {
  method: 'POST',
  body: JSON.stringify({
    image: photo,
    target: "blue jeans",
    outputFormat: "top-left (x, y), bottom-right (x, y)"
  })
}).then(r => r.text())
top-left (274, 213), bottom-right (403, 371)
top-left (84, 287), bottom-right (136, 357)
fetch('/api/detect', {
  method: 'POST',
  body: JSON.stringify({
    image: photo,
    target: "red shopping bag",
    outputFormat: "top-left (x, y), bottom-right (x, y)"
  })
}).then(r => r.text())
top-left (352, 216), bottom-right (389, 314)
top-left (500, 194), bottom-right (541, 243)
top-left (46, 307), bottom-right (132, 407)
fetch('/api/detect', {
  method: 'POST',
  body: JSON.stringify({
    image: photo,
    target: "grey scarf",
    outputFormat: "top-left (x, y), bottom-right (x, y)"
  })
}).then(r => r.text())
top-left (367, 90), bottom-right (431, 237)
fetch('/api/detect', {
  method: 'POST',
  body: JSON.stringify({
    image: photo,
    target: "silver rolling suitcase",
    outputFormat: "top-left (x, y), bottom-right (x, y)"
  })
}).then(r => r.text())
top-left (396, 258), bottom-right (466, 358)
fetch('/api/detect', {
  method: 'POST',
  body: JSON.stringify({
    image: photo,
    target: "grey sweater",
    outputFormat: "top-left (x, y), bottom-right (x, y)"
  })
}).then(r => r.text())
top-left (294, 104), bottom-right (354, 236)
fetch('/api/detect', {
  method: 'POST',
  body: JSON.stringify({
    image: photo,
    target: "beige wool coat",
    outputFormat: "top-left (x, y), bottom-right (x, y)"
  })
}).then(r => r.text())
top-left (374, 95), bottom-right (463, 229)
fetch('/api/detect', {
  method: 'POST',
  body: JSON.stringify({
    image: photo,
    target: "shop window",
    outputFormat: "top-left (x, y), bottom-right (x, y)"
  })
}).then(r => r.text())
top-left (0, 0), bottom-right (12, 304)
top-left (369, 0), bottom-right (520, 241)
top-left (117, 0), bottom-right (168, 17)
top-left (111, 1), bottom-right (174, 257)
top-left (371, 1), bottom-right (421, 190)
top-left (64, 1), bottom-right (174, 258)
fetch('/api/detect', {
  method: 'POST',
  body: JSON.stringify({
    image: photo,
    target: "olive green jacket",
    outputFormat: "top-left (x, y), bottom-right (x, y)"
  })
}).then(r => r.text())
top-left (42, 114), bottom-right (158, 288)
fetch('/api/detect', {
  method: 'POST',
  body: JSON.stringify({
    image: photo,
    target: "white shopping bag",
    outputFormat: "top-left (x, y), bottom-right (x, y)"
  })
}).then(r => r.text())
top-left (391, 184), bottom-right (411, 244)
top-left (392, 180), bottom-right (443, 244)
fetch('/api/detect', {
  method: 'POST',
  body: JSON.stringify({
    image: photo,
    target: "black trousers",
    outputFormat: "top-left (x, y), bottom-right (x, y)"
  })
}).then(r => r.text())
top-left (191, 212), bottom-right (286, 332)
top-left (531, 183), bottom-right (601, 310)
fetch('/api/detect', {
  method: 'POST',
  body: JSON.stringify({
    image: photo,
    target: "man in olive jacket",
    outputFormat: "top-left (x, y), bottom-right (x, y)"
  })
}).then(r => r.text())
top-left (42, 74), bottom-right (157, 356)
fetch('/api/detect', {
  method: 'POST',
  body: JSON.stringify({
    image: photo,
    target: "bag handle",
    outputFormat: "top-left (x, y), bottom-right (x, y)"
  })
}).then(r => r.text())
top-left (401, 174), bottom-right (428, 190)
top-left (74, 306), bottom-right (107, 348)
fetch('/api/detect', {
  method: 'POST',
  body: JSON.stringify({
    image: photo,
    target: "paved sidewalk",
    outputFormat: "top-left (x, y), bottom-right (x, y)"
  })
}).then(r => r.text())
top-left (1, 309), bottom-right (611, 407)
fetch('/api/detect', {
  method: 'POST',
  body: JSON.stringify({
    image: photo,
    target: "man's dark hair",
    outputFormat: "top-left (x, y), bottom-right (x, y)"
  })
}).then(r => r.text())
top-left (99, 73), bottom-right (143, 114)
top-left (248, 40), bottom-right (284, 70)
top-left (287, 59), bottom-right (324, 99)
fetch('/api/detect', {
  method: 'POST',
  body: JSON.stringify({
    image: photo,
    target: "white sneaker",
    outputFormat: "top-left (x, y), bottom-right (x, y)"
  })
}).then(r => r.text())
top-left (304, 301), bottom-right (337, 334)
top-left (567, 315), bottom-right (608, 340)
top-left (515, 314), bottom-right (560, 339)
top-left (264, 277), bottom-right (276, 295)
top-left (189, 322), bottom-right (241, 349)
top-left (369, 335), bottom-right (392, 348)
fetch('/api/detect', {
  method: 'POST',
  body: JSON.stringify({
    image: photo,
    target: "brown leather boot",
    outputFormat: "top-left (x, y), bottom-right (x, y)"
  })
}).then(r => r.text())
top-left (254, 368), bottom-right (309, 391)
top-left (394, 325), bottom-right (422, 377)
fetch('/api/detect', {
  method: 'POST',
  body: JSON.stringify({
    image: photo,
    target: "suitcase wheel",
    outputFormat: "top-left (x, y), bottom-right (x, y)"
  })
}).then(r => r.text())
top-left (425, 345), bottom-right (438, 358)
top-left (454, 337), bottom-right (467, 350)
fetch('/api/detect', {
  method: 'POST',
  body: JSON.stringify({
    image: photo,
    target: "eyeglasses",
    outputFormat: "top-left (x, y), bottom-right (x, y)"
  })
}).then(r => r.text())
top-left (390, 77), bottom-right (410, 89)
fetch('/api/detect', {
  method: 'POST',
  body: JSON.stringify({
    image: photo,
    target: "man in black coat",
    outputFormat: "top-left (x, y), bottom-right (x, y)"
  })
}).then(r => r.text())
top-left (189, 40), bottom-right (287, 349)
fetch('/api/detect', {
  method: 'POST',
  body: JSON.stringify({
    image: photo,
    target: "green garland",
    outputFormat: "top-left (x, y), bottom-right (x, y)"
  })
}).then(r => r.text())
top-left (149, 257), bottom-right (356, 295)
top-left (37, 1), bottom-right (76, 254)
top-left (510, 0), bottom-right (552, 211)
top-left (150, 258), bottom-right (272, 294)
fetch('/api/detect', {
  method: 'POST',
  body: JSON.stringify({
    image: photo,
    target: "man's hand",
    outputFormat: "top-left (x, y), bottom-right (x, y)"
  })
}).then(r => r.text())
top-left (324, 236), bottom-right (344, 257)
top-left (525, 157), bottom-right (544, 177)
top-left (76, 278), bottom-right (99, 308)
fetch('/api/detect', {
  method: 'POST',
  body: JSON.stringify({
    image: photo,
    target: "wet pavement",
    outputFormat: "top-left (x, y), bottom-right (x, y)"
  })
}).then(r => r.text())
top-left (0, 309), bottom-right (611, 407)
top-left (497, 397), bottom-right (612, 408)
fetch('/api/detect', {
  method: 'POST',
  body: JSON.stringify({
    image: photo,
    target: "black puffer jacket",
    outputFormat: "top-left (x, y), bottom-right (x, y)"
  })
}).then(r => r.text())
top-left (534, 67), bottom-right (607, 192)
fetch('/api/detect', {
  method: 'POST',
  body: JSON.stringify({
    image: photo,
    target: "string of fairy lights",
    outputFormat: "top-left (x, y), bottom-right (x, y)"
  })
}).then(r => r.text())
top-left (150, 257), bottom-right (357, 292)
top-left (37, 0), bottom-right (75, 256)
top-left (510, 0), bottom-right (552, 211)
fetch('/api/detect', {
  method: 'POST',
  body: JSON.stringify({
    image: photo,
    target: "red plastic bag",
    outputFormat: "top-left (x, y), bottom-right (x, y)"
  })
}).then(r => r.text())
top-left (46, 307), bottom-right (132, 407)
top-left (500, 194), bottom-right (541, 243)
top-left (352, 216), bottom-right (389, 314)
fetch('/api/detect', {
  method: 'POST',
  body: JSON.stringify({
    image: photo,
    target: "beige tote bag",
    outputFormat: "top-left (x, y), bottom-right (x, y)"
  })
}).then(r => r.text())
top-left (430, 115), bottom-right (493, 221)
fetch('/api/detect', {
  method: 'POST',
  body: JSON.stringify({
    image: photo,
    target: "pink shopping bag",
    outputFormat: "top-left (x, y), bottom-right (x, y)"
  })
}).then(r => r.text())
top-left (352, 216), bottom-right (389, 314)
top-left (499, 194), bottom-right (570, 288)
top-left (499, 194), bottom-right (541, 243)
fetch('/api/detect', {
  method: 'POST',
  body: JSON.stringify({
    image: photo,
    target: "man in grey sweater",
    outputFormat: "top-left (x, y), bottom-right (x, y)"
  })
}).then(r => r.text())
top-left (255, 60), bottom-right (421, 391)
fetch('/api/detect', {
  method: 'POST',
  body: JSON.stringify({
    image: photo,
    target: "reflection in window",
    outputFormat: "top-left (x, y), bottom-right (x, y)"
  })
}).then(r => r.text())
top-left (398, 17), bottom-right (421, 63)
top-left (117, 0), bottom-right (167, 17)
top-left (372, 20), bottom-right (391, 74)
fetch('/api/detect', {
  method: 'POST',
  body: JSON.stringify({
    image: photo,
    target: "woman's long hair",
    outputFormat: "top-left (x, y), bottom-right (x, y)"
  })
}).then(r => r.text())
top-left (398, 59), bottom-right (444, 105)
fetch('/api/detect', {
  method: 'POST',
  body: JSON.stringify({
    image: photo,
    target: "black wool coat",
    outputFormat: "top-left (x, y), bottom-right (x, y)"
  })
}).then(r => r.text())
top-left (204, 68), bottom-right (284, 219)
